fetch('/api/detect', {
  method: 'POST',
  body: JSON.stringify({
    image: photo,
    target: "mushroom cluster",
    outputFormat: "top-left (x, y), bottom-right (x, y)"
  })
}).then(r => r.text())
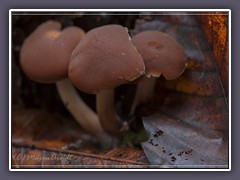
top-left (20, 20), bottom-right (187, 147)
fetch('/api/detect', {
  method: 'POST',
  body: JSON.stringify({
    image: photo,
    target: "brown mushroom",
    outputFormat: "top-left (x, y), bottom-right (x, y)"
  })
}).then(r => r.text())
top-left (69, 24), bottom-right (145, 135)
top-left (130, 30), bottom-right (187, 115)
top-left (20, 20), bottom-right (110, 142)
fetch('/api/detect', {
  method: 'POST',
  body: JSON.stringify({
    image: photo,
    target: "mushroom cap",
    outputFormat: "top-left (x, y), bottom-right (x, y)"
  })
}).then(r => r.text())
top-left (132, 31), bottom-right (187, 80)
top-left (20, 20), bottom-right (85, 83)
top-left (69, 24), bottom-right (145, 94)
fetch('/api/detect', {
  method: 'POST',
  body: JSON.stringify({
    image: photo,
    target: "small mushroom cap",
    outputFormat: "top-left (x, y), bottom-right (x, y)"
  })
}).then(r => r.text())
top-left (132, 31), bottom-right (187, 80)
top-left (20, 20), bottom-right (85, 83)
top-left (69, 24), bottom-right (145, 94)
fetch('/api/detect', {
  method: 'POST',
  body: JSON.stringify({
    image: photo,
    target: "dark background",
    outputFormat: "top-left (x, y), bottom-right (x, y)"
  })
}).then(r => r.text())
top-left (1, 0), bottom-right (238, 179)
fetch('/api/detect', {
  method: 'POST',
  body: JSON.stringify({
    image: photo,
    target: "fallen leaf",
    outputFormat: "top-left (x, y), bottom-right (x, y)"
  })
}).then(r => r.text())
top-left (141, 113), bottom-right (228, 168)
top-left (134, 13), bottom-right (229, 168)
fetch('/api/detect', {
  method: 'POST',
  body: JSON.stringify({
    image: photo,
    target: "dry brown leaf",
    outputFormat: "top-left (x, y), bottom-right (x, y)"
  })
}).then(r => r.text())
top-left (12, 143), bottom-right (148, 168)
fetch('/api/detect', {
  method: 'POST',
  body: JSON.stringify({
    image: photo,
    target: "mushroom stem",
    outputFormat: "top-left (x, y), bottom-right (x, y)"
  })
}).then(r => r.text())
top-left (56, 79), bottom-right (110, 141)
top-left (96, 89), bottom-right (123, 135)
top-left (130, 77), bottom-right (157, 116)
